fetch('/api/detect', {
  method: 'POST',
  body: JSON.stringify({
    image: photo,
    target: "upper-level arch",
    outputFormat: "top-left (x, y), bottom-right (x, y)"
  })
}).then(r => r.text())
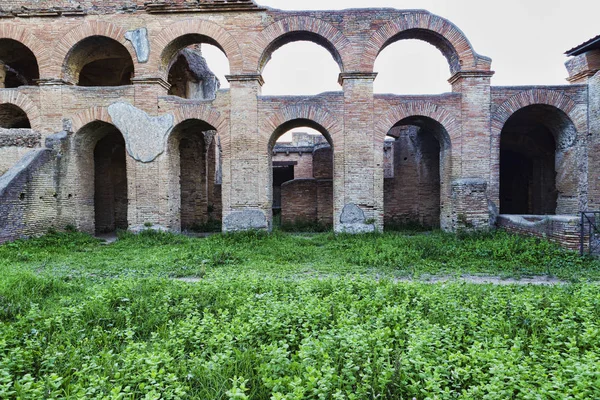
top-left (150, 19), bottom-right (243, 78)
top-left (55, 21), bottom-right (136, 84)
top-left (363, 11), bottom-right (491, 74)
top-left (0, 25), bottom-right (48, 80)
top-left (252, 16), bottom-right (351, 74)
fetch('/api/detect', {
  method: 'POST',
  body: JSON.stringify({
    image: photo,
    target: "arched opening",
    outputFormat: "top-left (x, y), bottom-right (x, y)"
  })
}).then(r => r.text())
top-left (167, 119), bottom-right (221, 232)
top-left (384, 116), bottom-right (451, 230)
top-left (0, 39), bottom-right (39, 88)
top-left (499, 105), bottom-right (578, 215)
top-left (270, 120), bottom-right (334, 230)
top-left (261, 34), bottom-right (341, 95)
top-left (0, 103), bottom-right (31, 128)
top-left (74, 121), bottom-right (128, 234)
top-left (94, 130), bottom-right (128, 234)
top-left (163, 35), bottom-right (230, 99)
top-left (64, 36), bottom-right (134, 86)
top-left (374, 38), bottom-right (451, 94)
top-left (167, 43), bottom-right (229, 99)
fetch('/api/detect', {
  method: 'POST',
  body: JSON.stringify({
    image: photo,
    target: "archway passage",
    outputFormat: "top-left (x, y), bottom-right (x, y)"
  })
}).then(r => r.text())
top-left (94, 128), bottom-right (128, 234)
top-left (167, 44), bottom-right (222, 100)
top-left (65, 36), bottom-right (134, 86)
top-left (270, 120), bottom-right (333, 231)
top-left (0, 39), bottom-right (39, 88)
top-left (499, 105), bottom-right (577, 215)
top-left (374, 39), bottom-right (451, 94)
top-left (384, 116), bottom-right (450, 230)
top-left (169, 119), bottom-right (221, 232)
top-left (0, 104), bottom-right (31, 128)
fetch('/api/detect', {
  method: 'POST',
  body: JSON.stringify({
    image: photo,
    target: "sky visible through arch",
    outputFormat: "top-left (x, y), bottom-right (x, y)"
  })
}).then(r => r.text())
top-left (201, 0), bottom-right (600, 139)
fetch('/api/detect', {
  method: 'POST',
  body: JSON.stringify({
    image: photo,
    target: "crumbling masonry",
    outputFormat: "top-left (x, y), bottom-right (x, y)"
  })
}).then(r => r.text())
top-left (0, 0), bottom-right (598, 248)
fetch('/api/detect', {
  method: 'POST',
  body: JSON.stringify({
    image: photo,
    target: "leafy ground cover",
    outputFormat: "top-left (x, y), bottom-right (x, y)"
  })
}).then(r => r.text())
top-left (1, 230), bottom-right (599, 398)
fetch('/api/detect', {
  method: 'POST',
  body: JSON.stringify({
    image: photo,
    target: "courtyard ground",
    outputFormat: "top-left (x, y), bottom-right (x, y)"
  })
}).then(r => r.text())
top-left (1, 230), bottom-right (599, 398)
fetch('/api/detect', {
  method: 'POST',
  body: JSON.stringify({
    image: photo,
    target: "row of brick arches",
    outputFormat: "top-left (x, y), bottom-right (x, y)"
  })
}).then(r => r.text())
top-left (34, 102), bottom-right (574, 235)
top-left (0, 8), bottom-right (588, 238)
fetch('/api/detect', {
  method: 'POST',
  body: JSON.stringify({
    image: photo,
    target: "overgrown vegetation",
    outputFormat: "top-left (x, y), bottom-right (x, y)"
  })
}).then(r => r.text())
top-left (1, 230), bottom-right (599, 398)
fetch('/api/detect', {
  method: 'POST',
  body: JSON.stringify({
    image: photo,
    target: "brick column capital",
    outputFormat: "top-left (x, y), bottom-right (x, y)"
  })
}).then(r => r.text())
top-left (131, 76), bottom-right (171, 90)
top-left (36, 78), bottom-right (73, 86)
top-left (225, 74), bottom-right (264, 86)
top-left (338, 72), bottom-right (378, 85)
top-left (448, 70), bottom-right (495, 84)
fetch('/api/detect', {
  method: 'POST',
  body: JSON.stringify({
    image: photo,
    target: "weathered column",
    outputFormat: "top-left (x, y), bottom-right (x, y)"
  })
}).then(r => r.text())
top-left (119, 77), bottom-right (172, 230)
top-left (450, 71), bottom-right (495, 230)
top-left (221, 74), bottom-right (269, 232)
top-left (337, 72), bottom-right (382, 233)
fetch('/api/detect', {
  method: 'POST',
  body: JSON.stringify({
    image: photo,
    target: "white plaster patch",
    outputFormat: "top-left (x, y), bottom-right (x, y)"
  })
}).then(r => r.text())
top-left (108, 102), bottom-right (174, 163)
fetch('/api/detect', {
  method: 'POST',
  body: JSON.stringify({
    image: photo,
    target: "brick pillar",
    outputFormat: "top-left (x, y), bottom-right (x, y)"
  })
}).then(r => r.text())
top-left (37, 79), bottom-right (69, 138)
top-left (578, 69), bottom-right (600, 210)
top-left (204, 130), bottom-right (217, 220)
top-left (127, 77), bottom-right (171, 229)
top-left (337, 72), bottom-right (382, 233)
top-left (131, 77), bottom-right (169, 115)
top-left (450, 71), bottom-right (495, 230)
top-left (221, 74), bottom-right (269, 232)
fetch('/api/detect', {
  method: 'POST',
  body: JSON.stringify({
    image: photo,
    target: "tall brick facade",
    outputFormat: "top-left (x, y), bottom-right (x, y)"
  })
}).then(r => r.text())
top-left (0, 1), bottom-right (598, 243)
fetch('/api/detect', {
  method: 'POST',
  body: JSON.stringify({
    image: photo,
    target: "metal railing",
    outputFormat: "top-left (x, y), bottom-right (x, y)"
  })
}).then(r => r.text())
top-left (580, 211), bottom-right (600, 256)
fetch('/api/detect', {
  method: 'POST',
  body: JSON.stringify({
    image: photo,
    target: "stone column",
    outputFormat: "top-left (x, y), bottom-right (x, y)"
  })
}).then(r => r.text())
top-left (449, 71), bottom-right (495, 230)
top-left (337, 72), bottom-right (382, 233)
top-left (125, 77), bottom-right (172, 230)
top-left (221, 74), bottom-right (269, 232)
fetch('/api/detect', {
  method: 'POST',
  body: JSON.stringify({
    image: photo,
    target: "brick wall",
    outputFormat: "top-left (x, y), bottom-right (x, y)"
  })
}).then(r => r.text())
top-left (281, 179), bottom-right (317, 225)
top-left (312, 146), bottom-right (333, 180)
top-left (384, 127), bottom-right (440, 228)
top-left (498, 215), bottom-right (581, 252)
top-left (0, 5), bottom-right (596, 239)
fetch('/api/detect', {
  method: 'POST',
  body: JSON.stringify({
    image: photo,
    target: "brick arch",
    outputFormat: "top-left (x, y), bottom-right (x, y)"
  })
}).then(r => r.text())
top-left (376, 101), bottom-right (459, 145)
top-left (251, 16), bottom-right (351, 73)
top-left (378, 101), bottom-right (457, 231)
top-left (149, 19), bottom-right (243, 77)
top-left (490, 88), bottom-right (584, 213)
top-left (0, 25), bottom-right (49, 79)
top-left (71, 106), bottom-right (114, 134)
top-left (362, 11), bottom-right (491, 74)
top-left (0, 91), bottom-right (42, 131)
top-left (491, 88), bottom-right (583, 136)
top-left (263, 104), bottom-right (342, 148)
top-left (53, 21), bottom-right (135, 81)
top-left (172, 104), bottom-right (226, 133)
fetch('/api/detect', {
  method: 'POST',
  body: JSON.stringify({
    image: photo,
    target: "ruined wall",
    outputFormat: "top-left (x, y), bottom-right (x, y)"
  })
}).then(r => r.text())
top-left (0, 128), bottom-right (40, 175)
top-left (0, 2), bottom-right (595, 245)
top-left (498, 215), bottom-right (581, 251)
top-left (384, 126), bottom-right (440, 228)
top-left (272, 152), bottom-right (313, 179)
top-left (0, 133), bottom-right (68, 243)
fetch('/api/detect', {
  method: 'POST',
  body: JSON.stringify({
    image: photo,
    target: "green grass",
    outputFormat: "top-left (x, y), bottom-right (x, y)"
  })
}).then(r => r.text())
top-left (1, 229), bottom-right (598, 282)
top-left (1, 230), bottom-right (600, 398)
